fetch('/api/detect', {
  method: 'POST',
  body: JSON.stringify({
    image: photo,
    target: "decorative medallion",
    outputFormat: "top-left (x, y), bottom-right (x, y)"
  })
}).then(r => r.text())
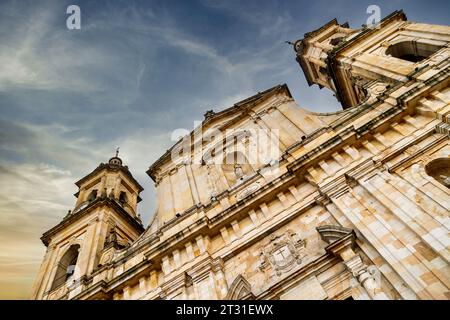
top-left (259, 230), bottom-right (307, 276)
top-left (236, 182), bottom-right (261, 200)
top-left (99, 247), bottom-right (115, 266)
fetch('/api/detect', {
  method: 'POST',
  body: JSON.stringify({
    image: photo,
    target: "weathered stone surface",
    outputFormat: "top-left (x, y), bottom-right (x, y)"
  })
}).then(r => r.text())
top-left (32, 10), bottom-right (450, 300)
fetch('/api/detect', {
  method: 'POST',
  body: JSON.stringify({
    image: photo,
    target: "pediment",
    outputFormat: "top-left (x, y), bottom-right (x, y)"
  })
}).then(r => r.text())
top-left (147, 84), bottom-right (291, 180)
top-left (226, 275), bottom-right (254, 300)
top-left (316, 225), bottom-right (353, 244)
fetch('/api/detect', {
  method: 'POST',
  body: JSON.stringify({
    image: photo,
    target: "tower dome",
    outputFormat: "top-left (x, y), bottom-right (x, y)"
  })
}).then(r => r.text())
top-left (109, 147), bottom-right (123, 166)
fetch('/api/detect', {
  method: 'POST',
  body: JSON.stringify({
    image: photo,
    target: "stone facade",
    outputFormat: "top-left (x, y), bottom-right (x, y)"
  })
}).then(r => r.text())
top-left (31, 10), bottom-right (450, 300)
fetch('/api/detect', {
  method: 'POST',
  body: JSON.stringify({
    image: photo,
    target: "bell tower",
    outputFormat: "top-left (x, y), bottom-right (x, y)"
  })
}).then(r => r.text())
top-left (31, 151), bottom-right (145, 300)
top-left (294, 19), bottom-right (357, 98)
top-left (294, 10), bottom-right (449, 109)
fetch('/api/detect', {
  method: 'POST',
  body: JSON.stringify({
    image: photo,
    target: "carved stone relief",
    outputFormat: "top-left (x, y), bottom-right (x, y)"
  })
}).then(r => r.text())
top-left (236, 181), bottom-right (261, 201)
top-left (259, 230), bottom-right (307, 276)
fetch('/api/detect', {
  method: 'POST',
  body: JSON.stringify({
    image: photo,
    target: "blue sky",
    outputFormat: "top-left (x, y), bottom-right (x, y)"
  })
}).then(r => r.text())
top-left (0, 0), bottom-right (449, 298)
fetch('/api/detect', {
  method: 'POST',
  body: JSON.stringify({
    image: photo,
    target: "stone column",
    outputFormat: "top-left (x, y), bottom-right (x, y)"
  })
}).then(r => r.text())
top-left (195, 235), bottom-right (209, 254)
top-left (149, 270), bottom-right (159, 290)
top-left (172, 249), bottom-right (182, 269)
top-left (324, 230), bottom-right (389, 300)
top-left (185, 242), bottom-right (195, 260)
top-left (184, 164), bottom-right (200, 204)
top-left (161, 256), bottom-right (172, 276)
top-left (123, 286), bottom-right (131, 300)
top-left (114, 176), bottom-right (122, 199)
top-left (139, 276), bottom-right (148, 295)
top-left (77, 218), bottom-right (99, 276)
top-left (99, 175), bottom-right (107, 198)
top-left (33, 244), bottom-right (58, 299)
top-left (339, 247), bottom-right (388, 300)
top-left (212, 259), bottom-right (228, 299)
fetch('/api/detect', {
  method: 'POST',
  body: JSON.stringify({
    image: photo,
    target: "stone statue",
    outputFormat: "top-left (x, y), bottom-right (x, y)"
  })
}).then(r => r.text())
top-left (105, 227), bottom-right (117, 248)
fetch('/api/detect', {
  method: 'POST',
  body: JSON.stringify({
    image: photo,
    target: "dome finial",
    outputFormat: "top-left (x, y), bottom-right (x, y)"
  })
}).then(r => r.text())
top-left (109, 146), bottom-right (123, 166)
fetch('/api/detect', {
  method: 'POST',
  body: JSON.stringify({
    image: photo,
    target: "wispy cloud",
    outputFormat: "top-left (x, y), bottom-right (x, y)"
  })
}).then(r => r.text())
top-left (1, 0), bottom-right (449, 299)
top-left (0, 162), bottom-right (76, 298)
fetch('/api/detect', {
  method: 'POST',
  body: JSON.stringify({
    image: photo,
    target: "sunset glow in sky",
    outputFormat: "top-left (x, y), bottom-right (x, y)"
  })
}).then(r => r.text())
top-left (0, 0), bottom-right (449, 299)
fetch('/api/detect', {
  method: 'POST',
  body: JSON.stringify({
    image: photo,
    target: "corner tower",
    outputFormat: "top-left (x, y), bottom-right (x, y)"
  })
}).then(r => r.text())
top-left (31, 152), bottom-right (145, 300)
top-left (294, 10), bottom-right (449, 109)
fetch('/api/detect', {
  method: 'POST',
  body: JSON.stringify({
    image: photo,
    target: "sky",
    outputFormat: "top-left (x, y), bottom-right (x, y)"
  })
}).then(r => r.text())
top-left (0, 0), bottom-right (448, 299)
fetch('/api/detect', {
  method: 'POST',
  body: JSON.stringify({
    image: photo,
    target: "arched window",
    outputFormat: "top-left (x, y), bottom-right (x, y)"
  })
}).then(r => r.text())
top-left (222, 151), bottom-right (253, 186)
top-left (226, 275), bottom-right (254, 300)
top-left (386, 41), bottom-right (442, 63)
top-left (119, 191), bottom-right (128, 204)
top-left (425, 158), bottom-right (450, 189)
top-left (51, 244), bottom-right (80, 290)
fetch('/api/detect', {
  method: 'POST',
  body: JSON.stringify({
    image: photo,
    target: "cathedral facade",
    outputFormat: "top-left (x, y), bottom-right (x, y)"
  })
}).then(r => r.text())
top-left (32, 10), bottom-right (450, 300)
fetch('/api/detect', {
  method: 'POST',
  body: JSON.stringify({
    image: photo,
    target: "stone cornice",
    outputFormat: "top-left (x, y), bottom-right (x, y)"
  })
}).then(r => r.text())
top-left (41, 197), bottom-right (144, 246)
top-left (293, 18), bottom-right (350, 87)
top-left (67, 53), bottom-right (448, 301)
top-left (92, 69), bottom-right (444, 275)
top-left (75, 162), bottom-right (144, 192)
top-left (326, 10), bottom-right (407, 108)
top-left (146, 84), bottom-right (292, 181)
top-left (73, 259), bottom-right (152, 300)
top-left (141, 67), bottom-right (449, 255)
top-left (112, 170), bottom-right (298, 266)
top-left (386, 132), bottom-right (448, 173)
top-left (79, 184), bottom-right (320, 299)
top-left (75, 99), bottom-right (441, 297)
top-left (317, 225), bottom-right (353, 244)
top-left (217, 200), bottom-right (317, 263)
top-left (72, 280), bottom-right (110, 300)
top-left (256, 253), bottom-right (341, 300)
top-left (287, 67), bottom-right (450, 177)
top-left (327, 10), bottom-right (407, 60)
top-left (254, 233), bottom-right (357, 300)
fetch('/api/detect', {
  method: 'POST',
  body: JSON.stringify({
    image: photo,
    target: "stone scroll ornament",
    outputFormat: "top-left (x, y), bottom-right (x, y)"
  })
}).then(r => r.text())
top-left (236, 182), bottom-right (261, 201)
top-left (259, 230), bottom-right (307, 276)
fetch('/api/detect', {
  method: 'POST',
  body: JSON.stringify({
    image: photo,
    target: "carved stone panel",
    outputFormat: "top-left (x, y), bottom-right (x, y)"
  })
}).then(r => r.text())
top-left (259, 230), bottom-right (307, 276)
top-left (236, 182), bottom-right (261, 201)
